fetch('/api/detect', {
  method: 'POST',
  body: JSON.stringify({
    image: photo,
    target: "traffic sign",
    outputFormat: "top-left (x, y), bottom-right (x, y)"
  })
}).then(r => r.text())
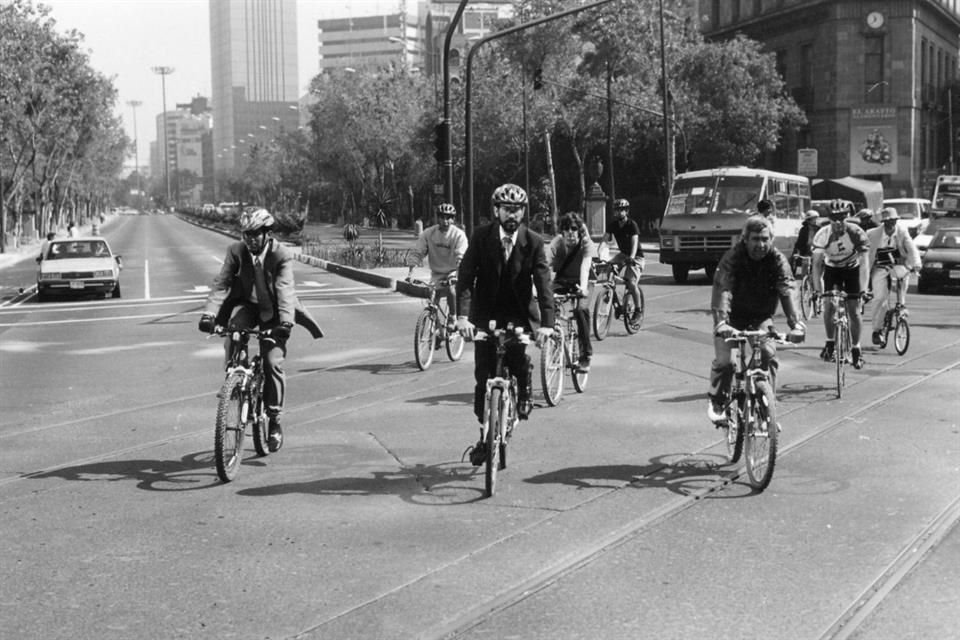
top-left (797, 148), bottom-right (818, 176)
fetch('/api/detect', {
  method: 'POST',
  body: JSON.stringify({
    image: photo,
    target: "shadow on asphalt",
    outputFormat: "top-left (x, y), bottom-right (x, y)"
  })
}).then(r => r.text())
top-left (235, 461), bottom-right (486, 505)
top-left (302, 362), bottom-right (415, 375)
top-left (27, 451), bottom-right (230, 491)
top-left (406, 392), bottom-right (474, 406)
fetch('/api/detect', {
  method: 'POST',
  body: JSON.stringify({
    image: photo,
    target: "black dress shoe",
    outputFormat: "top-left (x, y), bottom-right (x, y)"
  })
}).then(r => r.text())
top-left (517, 399), bottom-right (533, 420)
top-left (468, 439), bottom-right (486, 466)
top-left (267, 417), bottom-right (283, 452)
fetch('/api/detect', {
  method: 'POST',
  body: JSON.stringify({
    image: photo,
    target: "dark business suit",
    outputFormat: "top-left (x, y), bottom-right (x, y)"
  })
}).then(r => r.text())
top-left (457, 222), bottom-right (555, 420)
top-left (204, 238), bottom-right (322, 415)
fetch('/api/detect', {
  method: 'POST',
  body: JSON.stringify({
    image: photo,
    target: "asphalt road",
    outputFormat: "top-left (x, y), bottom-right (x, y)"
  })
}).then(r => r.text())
top-left (1, 214), bottom-right (958, 639)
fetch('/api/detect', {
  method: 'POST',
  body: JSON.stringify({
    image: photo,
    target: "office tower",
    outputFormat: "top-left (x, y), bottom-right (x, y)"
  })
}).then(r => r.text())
top-left (209, 0), bottom-right (299, 179)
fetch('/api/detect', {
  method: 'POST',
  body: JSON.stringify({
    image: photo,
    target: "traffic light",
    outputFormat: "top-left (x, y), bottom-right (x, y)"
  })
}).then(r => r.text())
top-left (533, 68), bottom-right (543, 91)
top-left (433, 121), bottom-right (449, 163)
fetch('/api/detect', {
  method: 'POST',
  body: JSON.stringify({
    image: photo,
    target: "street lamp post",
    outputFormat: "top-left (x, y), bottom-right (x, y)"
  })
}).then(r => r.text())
top-left (126, 99), bottom-right (142, 204)
top-left (152, 66), bottom-right (175, 208)
top-left (658, 0), bottom-right (673, 194)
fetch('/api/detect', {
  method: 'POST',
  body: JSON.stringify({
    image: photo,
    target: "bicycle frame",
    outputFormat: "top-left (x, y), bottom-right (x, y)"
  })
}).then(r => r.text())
top-left (409, 277), bottom-right (464, 370)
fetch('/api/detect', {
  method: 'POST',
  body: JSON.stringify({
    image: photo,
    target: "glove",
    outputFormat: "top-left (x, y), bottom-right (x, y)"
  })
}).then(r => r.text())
top-left (198, 314), bottom-right (216, 334)
top-left (714, 322), bottom-right (734, 339)
top-left (535, 326), bottom-right (554, 347)
top-left (787, 321), bottom-right (806, 344)
top-left (455, 316), bottom-right (475, 338)
top-left (271, 322), bottom-right (293, 341)
top-left (861, 291), bottom-right (874, 303)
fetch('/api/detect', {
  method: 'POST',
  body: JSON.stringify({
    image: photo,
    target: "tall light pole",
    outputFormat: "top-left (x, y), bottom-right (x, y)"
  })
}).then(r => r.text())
top-left (126, 100), bottom-right (142, 204)
top-left (658, 0), bottom-right (673, 194)
top-left (152, 66), bottom-right (175, 207)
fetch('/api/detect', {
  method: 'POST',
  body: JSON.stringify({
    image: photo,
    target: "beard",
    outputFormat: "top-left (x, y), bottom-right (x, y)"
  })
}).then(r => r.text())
top-left (499, 217), bottom-right (520, 233)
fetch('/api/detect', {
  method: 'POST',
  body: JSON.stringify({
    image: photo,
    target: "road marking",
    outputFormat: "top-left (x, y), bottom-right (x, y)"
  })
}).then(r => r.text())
top-left (143, 259), bottom-right (150, 299)
top-left (186, 285), bottom-right (211, 293)
top-left (301, 280), bottom-right (329, 287)
top-left (69, 341), bottom-right (183, 355)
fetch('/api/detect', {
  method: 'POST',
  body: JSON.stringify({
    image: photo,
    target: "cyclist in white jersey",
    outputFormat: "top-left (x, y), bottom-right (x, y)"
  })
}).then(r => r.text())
top-left (811, 200), bottom-right (870, 368)
top-left (407, 203), bottom-right (468, 322)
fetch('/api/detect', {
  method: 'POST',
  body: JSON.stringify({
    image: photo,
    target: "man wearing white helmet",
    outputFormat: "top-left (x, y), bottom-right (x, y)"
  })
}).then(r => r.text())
top-left (406, 202), bottom-right (468, 321)
top-left (199, 208), bottom-right (322, 452)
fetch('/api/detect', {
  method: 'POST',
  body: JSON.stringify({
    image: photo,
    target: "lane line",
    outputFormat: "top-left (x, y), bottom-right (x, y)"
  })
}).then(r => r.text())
top-left (143, 258), bottom-right (150, 300)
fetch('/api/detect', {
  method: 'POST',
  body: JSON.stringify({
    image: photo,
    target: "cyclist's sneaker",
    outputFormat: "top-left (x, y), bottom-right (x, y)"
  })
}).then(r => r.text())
top-left (871, 331), bottom-right (882, 346)
top-left (819, 341), bottom-right (835, 362)
top-left (576, 356), bottom-right (591, 373)
top-left (468, 439), bottom-right (486, 466)
top-left (707, 395), bottom-right (726, 424)
top-left (517, 398), bottom-right (533, 420)
top-left (852, 347), bottom-right (864, 370)
top-left (630, 308), bottom-right (643, 325)
top-left (267, 416), bottom-right (283, 452)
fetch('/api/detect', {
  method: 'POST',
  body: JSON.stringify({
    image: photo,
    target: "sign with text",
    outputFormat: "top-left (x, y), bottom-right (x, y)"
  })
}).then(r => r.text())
top-left (849, 106), bottom-right (898, 175)
top-left (797, 148), bottom-right (818, 176)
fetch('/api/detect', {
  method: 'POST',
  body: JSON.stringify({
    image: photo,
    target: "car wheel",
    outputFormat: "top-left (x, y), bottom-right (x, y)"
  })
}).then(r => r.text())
top-left (112, 283), bottom-right (121, 298)
top-left (37, 288), bottom-right (48, 303)
top-left (917, 277), bottom-right (928, 294)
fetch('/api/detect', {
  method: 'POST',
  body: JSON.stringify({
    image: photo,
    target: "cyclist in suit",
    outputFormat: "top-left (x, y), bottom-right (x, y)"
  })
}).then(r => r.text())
top-left (456, 183), bottom-right (555, 466)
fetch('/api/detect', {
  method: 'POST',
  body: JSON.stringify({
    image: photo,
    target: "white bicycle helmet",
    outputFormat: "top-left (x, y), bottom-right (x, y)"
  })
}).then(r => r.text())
top-left (491, 183), bottom-right (528, 207)
top-left (239, 208), bottom-right (275, 232)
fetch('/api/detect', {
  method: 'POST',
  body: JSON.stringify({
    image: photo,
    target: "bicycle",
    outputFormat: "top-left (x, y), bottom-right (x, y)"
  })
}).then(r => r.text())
top-left (591, 258), bottom-right (644, 340)
top-left (408, 277), bottom-right (464, 370)
top-left (794, 256), bottom-right (821, 321)
top-left (540, 291), bottom-right (589, 406)
top-left (716, 327), bottom-right (791, 492)
top-left (820, 290), bottom-right (857, 398)
top-left (873, 266), bottom-right (912, 356)
top-left (473, 322), bottom-right (531, 498)
top-left (211, 327), bottom-right (274, 482)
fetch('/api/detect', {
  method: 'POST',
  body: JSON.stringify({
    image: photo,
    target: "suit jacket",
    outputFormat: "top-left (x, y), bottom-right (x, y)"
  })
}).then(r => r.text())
top-left (866, 225), bottom-right (921, 271)
top-left (456, 222), bottom-right (554, 331)
top-left (204, 238), bottom-right (323, 338)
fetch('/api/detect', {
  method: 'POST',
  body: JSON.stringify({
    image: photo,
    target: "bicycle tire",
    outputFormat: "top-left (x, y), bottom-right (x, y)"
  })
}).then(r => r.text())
top-left (250, 371), bottom-right (270, 457)
top-left (540, 326), bottom-right (565, 406)
top-left (799, 277), bottom-right (814, 321)
top-left (724, 391), bottom-right (745, 463)
top-left (413, 308), bottom-right (436, 370)
top-left (592, 287), bottom-right (614, 341)
top-left (894, 316), bottom-right (910, 355)
top-left (835, 323), bottom-right (847, 399)
top-left (744, 380), bottom-right (778, 491)
top-left (214, 372), bottom-right (246, 482)
top-left (570, 328), bottom-right (588, 393)
top-left (623, 288), bottom-right (644, 334)
top-left (435, 298), bottom-right (465, 361)
top-left (485, 388), bottom-right (503, 498)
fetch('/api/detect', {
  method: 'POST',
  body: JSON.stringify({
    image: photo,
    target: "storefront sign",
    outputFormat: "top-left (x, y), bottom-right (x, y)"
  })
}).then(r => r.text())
top-left (849, 106), bottom-right (898, 175)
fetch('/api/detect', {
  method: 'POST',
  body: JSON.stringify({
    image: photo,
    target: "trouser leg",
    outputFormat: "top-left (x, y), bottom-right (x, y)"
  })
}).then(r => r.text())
top-left (708, 335), bottom-right (734, 401)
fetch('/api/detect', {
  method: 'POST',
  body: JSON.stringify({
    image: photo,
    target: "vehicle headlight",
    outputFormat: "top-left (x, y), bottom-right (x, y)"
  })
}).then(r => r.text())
top-left (660, 235), bottom-right (674, 249)
top-left (93, 270), bottom-right (113, 277)
top-left (40, 272), bottom-right (61, 280)
top-left (924, 262), bottom-right (943, 269)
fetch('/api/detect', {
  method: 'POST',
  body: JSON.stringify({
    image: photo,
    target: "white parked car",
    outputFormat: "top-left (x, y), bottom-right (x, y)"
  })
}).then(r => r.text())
top-left (882, 198), bottom-right (931, 238)
top-left (36, 237), bottom-right (122, 301)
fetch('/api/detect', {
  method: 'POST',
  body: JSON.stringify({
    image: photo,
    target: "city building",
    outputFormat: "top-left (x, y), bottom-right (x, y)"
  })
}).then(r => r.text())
top-left (700, 0), bottom-right (960, 198)
top-left (209, 0), bottom-right (300, 184)
top-left (150, 98), bottom-right (213, 206)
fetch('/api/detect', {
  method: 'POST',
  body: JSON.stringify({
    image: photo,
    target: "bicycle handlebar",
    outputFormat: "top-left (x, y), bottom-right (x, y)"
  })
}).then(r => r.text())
top-left (406, 276), bottom-right (457, 289)
top-left (473, 326), bottom-right (532, 345)
top-left (210, 327), bottom-right (277, 341)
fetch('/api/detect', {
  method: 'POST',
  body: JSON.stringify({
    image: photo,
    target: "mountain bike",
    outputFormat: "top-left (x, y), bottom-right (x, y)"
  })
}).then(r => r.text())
top-left (874, 266), bottom-right (911, 355)
top-left (211, 327), bottom-right (273, 482)
top-left (820, 290), bottom-right (855, 398)
top-left (716, 328), bottom-right (791, 492)
top-left (540, 291), bottom-right (588, 406)
top-left (408, 277), bottom-right (464, 370)
top-left (474, 323), bottom-right (530, 498)
top-left (794, 256), bottom-right (821, 320)
top-left (591, 258), bottom-right (643, 340)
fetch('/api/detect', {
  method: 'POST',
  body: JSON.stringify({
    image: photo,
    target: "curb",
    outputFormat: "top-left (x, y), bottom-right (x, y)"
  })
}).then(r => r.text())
top-left (296, 253), bottom-right (396, 290)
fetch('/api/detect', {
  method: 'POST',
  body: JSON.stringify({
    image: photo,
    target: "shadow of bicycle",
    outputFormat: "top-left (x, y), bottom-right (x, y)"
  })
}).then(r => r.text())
top-left (26, 451), bottom-right (236, 491)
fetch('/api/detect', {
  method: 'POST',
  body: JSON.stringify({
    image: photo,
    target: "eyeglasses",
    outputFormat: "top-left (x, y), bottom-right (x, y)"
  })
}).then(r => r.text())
top-left (242, 229), bottom-right (263, 238)
top-left (438, 214), bottom-right (456, 219)
top-left (496, 204), bottom-right (523, 214)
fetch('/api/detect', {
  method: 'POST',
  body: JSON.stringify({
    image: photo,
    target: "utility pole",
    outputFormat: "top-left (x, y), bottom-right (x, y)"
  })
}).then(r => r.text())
top-left (658, 0), bottom-right (674, 193)
top-left (126, 100), bottom-right (142, 205)
top-left (152, 66), bottom-right (175, 208)
top-left (441, 0), bottom-right (470, 207)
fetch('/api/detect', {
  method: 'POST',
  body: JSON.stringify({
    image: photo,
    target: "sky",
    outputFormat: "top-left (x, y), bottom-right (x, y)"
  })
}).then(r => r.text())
top-left (38, 0), bottom-right (401, 170)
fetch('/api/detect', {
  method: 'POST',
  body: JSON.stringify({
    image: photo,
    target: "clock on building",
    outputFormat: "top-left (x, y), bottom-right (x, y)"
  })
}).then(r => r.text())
top-left (866, 11), bottom-right (885, 29)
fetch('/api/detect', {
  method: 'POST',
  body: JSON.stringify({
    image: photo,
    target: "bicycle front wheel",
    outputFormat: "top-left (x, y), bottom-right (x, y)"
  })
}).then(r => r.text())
top-left (724, 392), bottom-right (745, 463)
top-left (592, 287), bottom-right (614, 341)
top-left (413, 308), bottom-right (437, 370)
top-left (744, 380), bottom-right (778, 491)
top-left (251, 382), bottom-right (270, 457)
top-left (799, 277), bottom-right (814, 320)
top-left (436, 298), bottom-right (465, 361)
top-left (835, 325), bottom-right (848, 398)
top-left (623, 288), bottom-right (644, 334)
top-left (894, 316), bottom-right (910, 355)
top-left (570, 331), bottom-right (588, 393)
top-left (540, 326), bottom-right (565, 406)
top-left (485, 388), bottom-right (504, 498)
top-left (214, 372), bottom-right (247, 482)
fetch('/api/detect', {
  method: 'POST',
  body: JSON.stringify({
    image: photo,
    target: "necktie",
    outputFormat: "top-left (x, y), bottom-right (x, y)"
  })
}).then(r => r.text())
top-left (502, 236), bottom-right (513, 263)
top-left (254, 257), bottom-right (274, 322)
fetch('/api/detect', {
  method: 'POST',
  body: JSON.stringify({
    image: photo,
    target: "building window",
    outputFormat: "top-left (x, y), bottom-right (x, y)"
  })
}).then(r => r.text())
top-left (864, 35), bottom-right (884, 103)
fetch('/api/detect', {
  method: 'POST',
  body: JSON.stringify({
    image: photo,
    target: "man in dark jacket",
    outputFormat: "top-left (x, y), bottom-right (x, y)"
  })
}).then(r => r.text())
top-left (198, 208), bottom-right (322, 452)
top-left (456, 183), bottom-right (555, 465)
top-left (707, 216), bottom-right (805, 423)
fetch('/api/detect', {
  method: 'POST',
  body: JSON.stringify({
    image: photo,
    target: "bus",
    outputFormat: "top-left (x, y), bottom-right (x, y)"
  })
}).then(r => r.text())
top-left (658, 167), bottom-right (811, 282)
top-left (931, 174), bottom-right (960, 216)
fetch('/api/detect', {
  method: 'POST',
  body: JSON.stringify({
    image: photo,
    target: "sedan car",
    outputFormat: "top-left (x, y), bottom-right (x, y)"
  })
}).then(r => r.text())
top-left (917, 227), bottom-right (960, 294)
top-left (36, 237), bottom-right (122, 301)
top-left (913, 211), bottom-right (960, 255)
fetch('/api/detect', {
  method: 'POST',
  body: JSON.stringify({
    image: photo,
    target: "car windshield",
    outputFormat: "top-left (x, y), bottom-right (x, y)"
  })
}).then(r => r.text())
top-left (46, 241), bottom-right (109, 260)
top-left (886, 203), bottom-right (918, 219)
top-left (664, 176), bottom-right (763, 216)
top-left (930, 229), bottom-right (960, 248)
